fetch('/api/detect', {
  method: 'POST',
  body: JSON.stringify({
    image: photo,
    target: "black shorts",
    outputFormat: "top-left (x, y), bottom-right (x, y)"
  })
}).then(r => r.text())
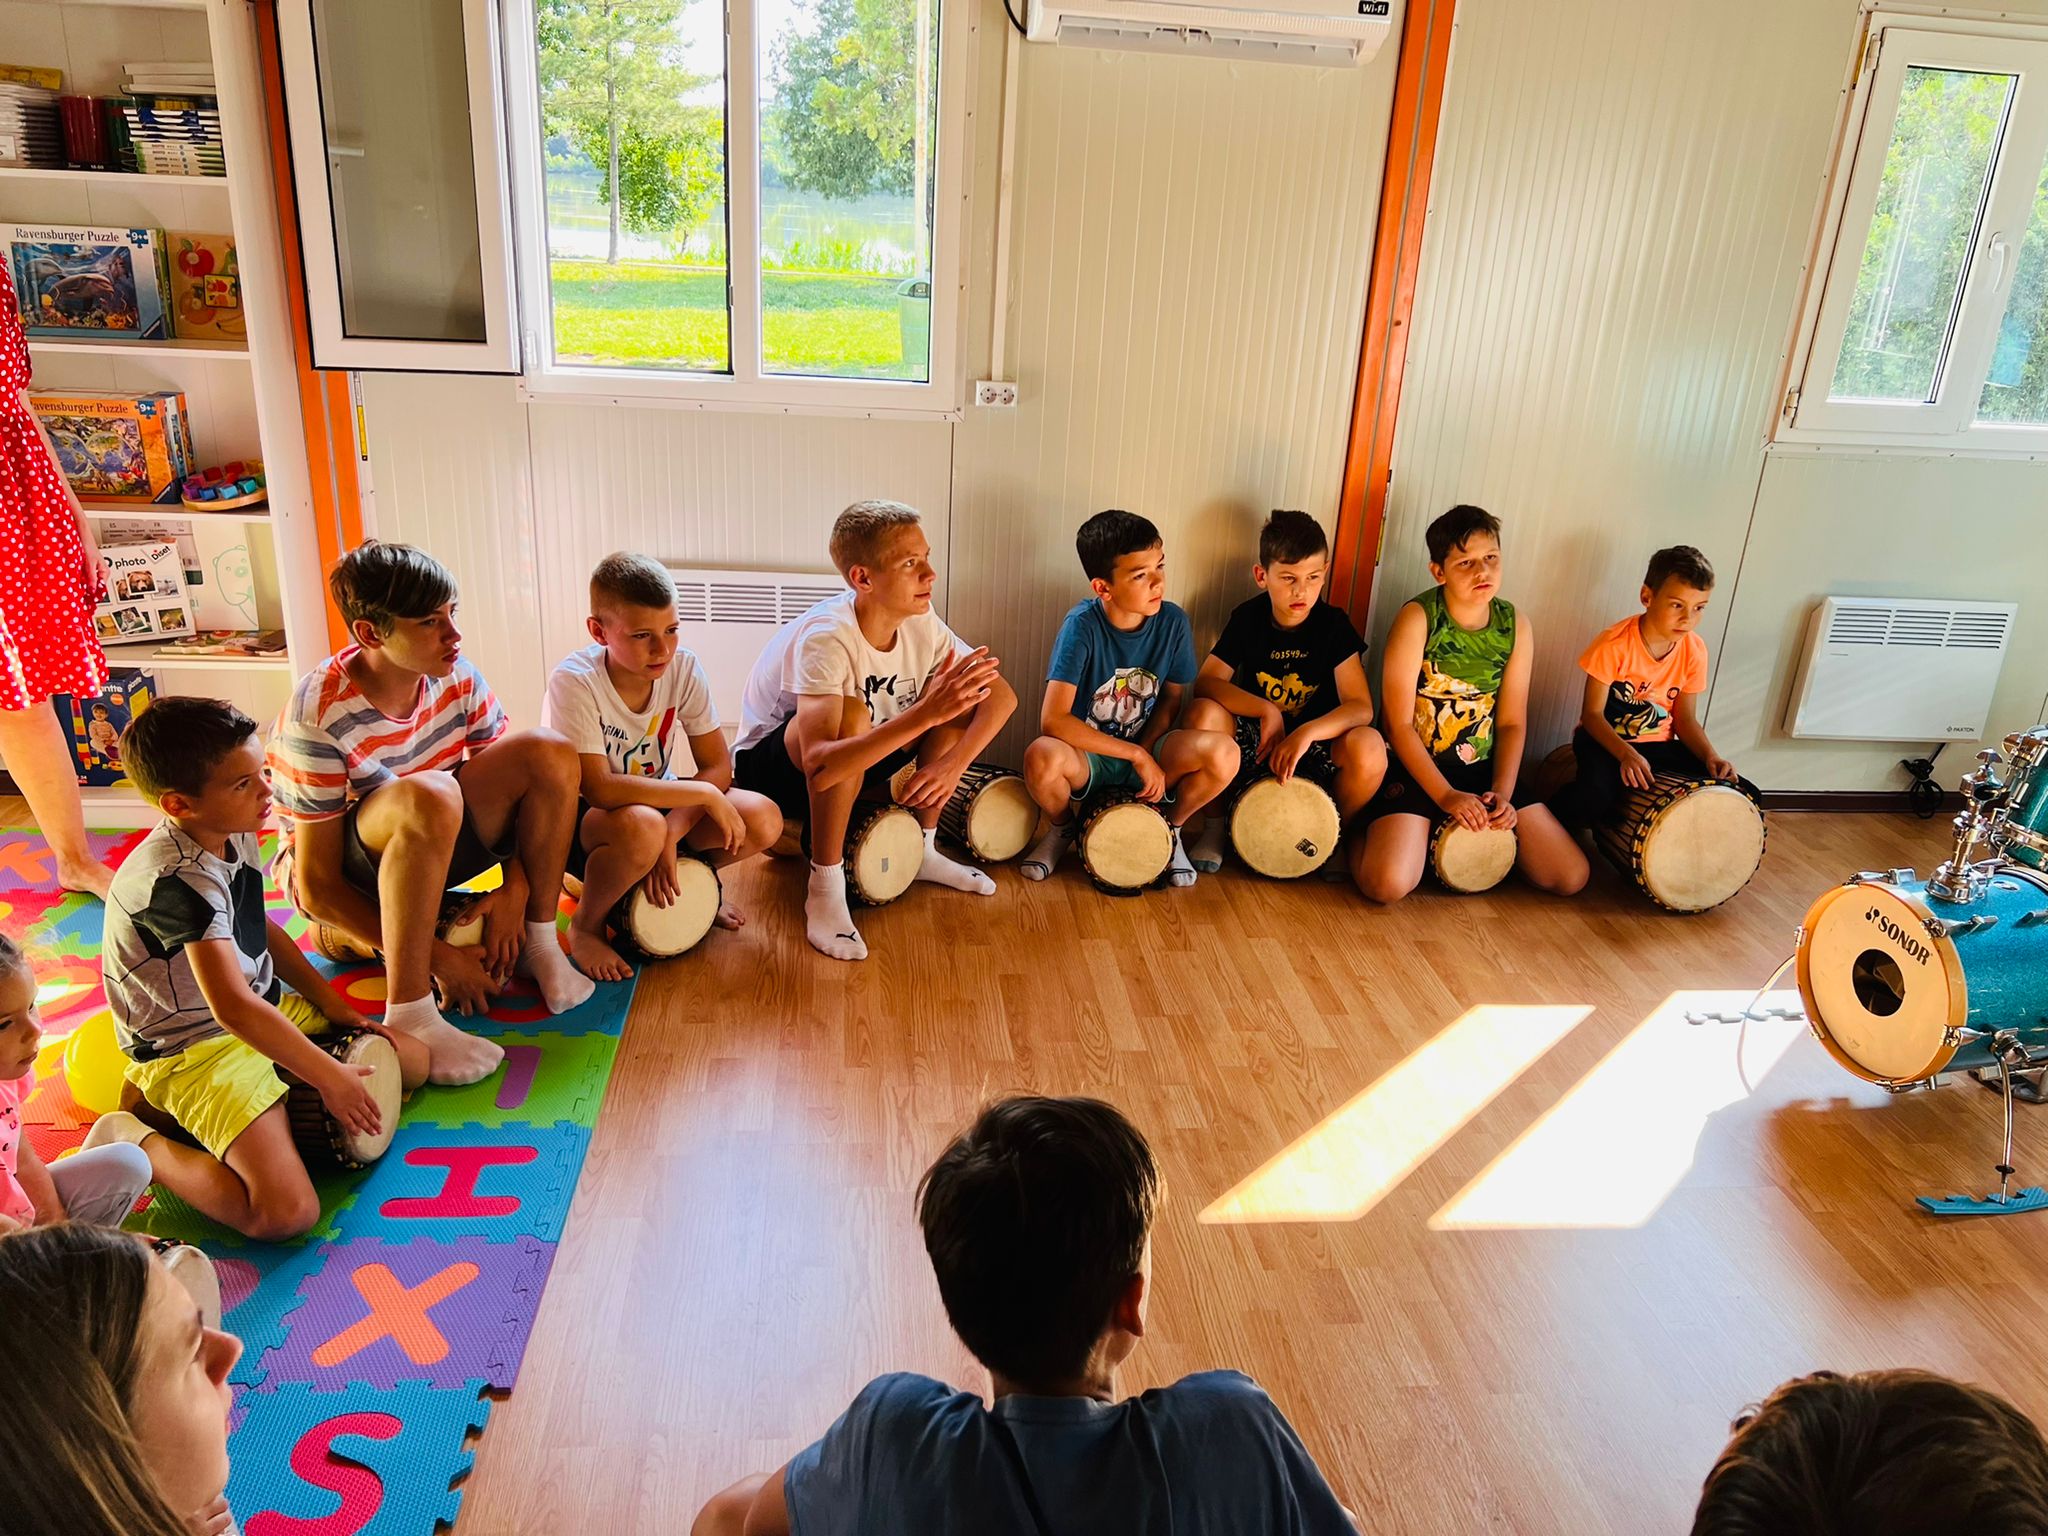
top-left (338, 761), bottom-right (512, 899)
top-left (1228, 713), bottom-right (1337, 797)
top-left (1361, 750), bottom-right (1533, 828)
top-left (733, 716), bottom-right (914, 824)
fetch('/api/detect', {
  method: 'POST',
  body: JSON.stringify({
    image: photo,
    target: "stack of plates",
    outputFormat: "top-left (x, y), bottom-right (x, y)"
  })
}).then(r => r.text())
top-left (122, 93), bottom-right (224, 177)
top-left (0, 83), bottom-right (64, 171)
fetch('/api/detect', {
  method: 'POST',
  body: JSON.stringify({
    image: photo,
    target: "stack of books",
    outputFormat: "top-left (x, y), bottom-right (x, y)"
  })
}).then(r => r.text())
top-left (153, 628), bottom-right (286, 663)
top-left (120, 68), bottom-right (223, 177)
top-left (0, 81), bottom-right (63, 171)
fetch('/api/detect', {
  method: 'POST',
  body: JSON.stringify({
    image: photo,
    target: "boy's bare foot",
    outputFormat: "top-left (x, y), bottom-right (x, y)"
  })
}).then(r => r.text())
top-left (58, 858), bottom-right (114, 900)
top-left (568, 925), bottom-right (635, 982)
top-left (715, 902), bottom-right (745, 930)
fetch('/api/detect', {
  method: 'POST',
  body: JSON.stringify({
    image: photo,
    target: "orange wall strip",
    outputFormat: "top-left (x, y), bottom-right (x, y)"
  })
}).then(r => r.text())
top-left (1330, 0), bottom-right (1458, 626)
top-left (253, 0), bottom-right (363, 652)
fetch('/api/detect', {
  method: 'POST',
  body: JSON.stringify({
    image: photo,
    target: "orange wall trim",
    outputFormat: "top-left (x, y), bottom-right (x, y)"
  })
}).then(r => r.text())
top-left (254, 0), bottom-right (362, 652)
top-left (1330, 0), bottom-right (1458, 625)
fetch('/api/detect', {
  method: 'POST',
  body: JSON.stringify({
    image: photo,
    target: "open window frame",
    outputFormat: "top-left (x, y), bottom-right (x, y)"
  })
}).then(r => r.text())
top-left (1776, 9), bottom-right (2048, 459)
top-left (500, 0), bottom-right (974, 420)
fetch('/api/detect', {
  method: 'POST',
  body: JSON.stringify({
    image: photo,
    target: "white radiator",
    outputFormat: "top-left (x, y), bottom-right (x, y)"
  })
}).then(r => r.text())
top-left (667, 566), bottom-right (844, 726)
top-left (1784, 596), bottom-right (2017, 742)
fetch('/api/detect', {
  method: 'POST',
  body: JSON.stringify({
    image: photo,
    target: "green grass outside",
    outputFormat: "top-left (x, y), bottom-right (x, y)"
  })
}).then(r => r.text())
top-left (548, 258), bottom-right (927, 380)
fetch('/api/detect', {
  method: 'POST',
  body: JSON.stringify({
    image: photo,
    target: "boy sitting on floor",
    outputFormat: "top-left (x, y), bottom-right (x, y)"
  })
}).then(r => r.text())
top-left (1184, 509), bottom-right (1386, 869)
top-left (733, 500), bottom-right (1016, 962)
top-left (80, 698), bottom-right (430, 1242)
top-left (268, 541), bottom-right (591, 1086)
top-left (1561, 544), bottom-right (1736, 830)
top-left (1020, 509), bottom-right (1240, 886)
top-left (692, 1095), bottom-right (1360, 1535)
top-left (1349, 504), bottom-right (1588, 904)
top-left (545, 552), bottom-right (782, 980)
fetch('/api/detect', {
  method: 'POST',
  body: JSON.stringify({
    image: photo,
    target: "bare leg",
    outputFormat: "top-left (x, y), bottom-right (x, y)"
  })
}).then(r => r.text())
top-left (1156, 728), bottom-right (1240, 888)
top-left (0, 701), bottom-right (111, 896)
top-left (458, 730), bottom-right (593, 1011)
top-left (134, 1104), bottom-right (319, 1243)
top-left (350, 772), bottom-right (463, 1009)
top-left (691, 1476), bottom-right (768, 1536)
top-left (1513, 804), bottom-right (1590, 895)
top-left (1332, 725), bottom-right (1389, 822)
top-left (1020, 736), bottom-right (1088, 881)
top-left (1349, 812), bottom-right (1431, 904)
top-left (1179, 699), bottom-right (1239, 870)
top-left (568, 804), bottom-right (666, 982)
top-left (682, 789), bottom-right (781, 928)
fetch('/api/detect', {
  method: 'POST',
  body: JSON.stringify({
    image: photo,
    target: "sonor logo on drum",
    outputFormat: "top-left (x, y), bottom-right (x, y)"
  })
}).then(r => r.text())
top-left (1864, 905), bottom-right (1932, 964)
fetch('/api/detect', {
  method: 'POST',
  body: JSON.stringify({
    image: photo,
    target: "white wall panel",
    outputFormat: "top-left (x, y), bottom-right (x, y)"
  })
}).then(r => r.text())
top-left (1375, 0), bottom-right (1857, 758)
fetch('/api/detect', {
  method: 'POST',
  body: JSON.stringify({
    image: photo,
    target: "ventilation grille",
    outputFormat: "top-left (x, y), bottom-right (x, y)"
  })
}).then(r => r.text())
top-left (1823, 602), bottom-right (2015, 651)
top-left (669, 570), bottom-right (842, 626)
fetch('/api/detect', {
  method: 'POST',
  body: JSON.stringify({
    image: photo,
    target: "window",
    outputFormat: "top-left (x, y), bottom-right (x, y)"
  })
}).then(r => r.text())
top-left (502, 0), bottom-right (959, 414)
top-left (1780, 18), bottom-right (2048, 454)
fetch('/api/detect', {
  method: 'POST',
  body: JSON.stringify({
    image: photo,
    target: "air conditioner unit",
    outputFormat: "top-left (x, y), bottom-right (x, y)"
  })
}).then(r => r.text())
top-left (1025, 0), bottom-right (1396, 65)
top-left (1784, 596), bottom-right (2017, 742)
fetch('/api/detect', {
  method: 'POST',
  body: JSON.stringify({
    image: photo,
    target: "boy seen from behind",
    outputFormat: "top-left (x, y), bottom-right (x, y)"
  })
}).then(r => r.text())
top-left (1563, 544), bottom-right (1737, 831)
top-left (1350, 505), bottom-right (1588, 904)
top-left (81, 698), bottom-right (430, 1241)
top-left (1020, 510), bottom-right (1239, 886)
top-left (268, 542), bottom-right (592, 1087)
top-left (545, 553), bottom-right (782, 980)
top-left (693, 1095), bottom-right (1359, 1535)
top-left (1184, 509), bottom-right (1386, 870)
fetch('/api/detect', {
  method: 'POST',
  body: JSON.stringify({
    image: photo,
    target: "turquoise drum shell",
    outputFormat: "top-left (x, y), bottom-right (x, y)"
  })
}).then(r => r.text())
top-left (1798, 866), bottom-right (2048, 1084)
top-left (2007, 757), bottom-right (2048, 871)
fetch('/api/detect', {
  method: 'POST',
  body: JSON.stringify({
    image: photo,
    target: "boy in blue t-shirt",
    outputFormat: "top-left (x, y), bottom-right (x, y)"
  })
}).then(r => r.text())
top-left (692, 1096), bottom-right (1359, 1536)
top-left (1017, 509), bottom-right (1239, 887)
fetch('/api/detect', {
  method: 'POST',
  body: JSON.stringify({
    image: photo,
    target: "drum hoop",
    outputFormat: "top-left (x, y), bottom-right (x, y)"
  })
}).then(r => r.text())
top-left (1794, 880), bottom-right (1967, 1084)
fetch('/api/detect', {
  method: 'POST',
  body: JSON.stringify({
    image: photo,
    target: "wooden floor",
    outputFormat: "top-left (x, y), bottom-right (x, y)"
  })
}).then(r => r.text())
top-left (34, 798), bottom-right (2048, 1530)
top-left (446, 808), bottom-right (2048, 1534)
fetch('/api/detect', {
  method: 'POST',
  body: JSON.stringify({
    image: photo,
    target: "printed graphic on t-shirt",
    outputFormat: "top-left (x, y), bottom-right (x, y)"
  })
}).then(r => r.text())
top-left (1088, 667), bottom-right (1159, 739)
top-left (1414, 661), bottom-right (1495, 764)
top-left (862, 673), bottom-right (902, 716)
top-left (1255, 668), bottom-right (1318, 715)
top-left (1602, 680), bottom-right (1670, 741)
top-left (605, 707), bottom-right (678, 777)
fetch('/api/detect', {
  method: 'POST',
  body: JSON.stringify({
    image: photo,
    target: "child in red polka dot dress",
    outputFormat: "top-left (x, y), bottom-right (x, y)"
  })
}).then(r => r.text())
top-left (0, 263), bottom-right (116, 897)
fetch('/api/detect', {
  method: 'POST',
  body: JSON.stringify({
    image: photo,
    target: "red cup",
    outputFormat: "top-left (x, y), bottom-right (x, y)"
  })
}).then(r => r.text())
top-left (60, 96), bottom-right (108, 169)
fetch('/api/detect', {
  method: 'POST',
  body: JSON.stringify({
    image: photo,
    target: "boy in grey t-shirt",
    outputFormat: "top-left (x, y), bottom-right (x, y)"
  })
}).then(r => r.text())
top-left (694, 1097), bottom-right (1360, 1536)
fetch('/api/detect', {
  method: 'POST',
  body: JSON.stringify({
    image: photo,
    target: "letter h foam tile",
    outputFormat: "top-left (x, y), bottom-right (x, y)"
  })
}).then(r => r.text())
top-left (319, 1121), bottom-right (591, 1247)
top-left (226, 1379), bottom-right (490, 1536)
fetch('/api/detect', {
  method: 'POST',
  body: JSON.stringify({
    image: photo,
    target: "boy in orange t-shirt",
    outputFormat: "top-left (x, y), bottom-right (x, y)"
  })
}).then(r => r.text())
top-left (1564, 545), bottom-right (1737, 829)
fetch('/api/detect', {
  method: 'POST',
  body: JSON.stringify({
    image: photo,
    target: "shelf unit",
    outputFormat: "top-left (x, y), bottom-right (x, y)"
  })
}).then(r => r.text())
top-left (4, 0), bottom-right (321, 826)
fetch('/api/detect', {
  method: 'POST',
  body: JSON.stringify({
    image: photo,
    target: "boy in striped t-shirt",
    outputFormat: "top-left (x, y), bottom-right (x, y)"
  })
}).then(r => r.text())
top-left (268, 542), bottom-right (592, 1085)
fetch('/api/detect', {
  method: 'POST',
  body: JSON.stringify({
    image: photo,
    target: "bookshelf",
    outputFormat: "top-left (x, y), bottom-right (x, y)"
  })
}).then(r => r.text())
top-left (4, 0), bottom-right (321, 826)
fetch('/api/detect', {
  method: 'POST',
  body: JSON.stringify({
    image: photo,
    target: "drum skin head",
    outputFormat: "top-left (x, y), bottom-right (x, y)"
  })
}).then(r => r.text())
top-left (620, 858), bottom-right (721, 958)
top-left (1432, 823), bottom-right (1517, 893)
top-left (345, 1032), bottom-right (402, 1163)
top-left (966, 775), bottom-right (1039, 862)
top-left (1797, 881), bottom-right (1963, 1084)
top-left (1638, 784), bottom-right (1765, 912)
top-left (1083, 801), bottom-right (1173, 891)
top-left (850, 806), bottom-right (924, 905)
top-left (1231, 777), bottom-right (1340, 878)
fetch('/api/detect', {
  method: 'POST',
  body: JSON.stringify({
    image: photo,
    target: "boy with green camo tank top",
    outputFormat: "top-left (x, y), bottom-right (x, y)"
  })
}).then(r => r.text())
top-left (1348, 505), bottom-right (1589, 905)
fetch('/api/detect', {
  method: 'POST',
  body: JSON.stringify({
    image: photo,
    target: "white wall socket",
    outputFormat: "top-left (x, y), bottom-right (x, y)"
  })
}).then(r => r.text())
top-left (974, 380), bottom-right (1019, 408)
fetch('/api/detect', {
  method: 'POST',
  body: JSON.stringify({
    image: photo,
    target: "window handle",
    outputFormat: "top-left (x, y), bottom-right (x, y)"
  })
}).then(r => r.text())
top-left (1983, 232), bottom-right (2013, 296)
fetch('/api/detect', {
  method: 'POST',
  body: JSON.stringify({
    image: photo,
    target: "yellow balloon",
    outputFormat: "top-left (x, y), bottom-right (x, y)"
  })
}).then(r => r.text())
top-left (62, 1012), bottom-right (129, 1116)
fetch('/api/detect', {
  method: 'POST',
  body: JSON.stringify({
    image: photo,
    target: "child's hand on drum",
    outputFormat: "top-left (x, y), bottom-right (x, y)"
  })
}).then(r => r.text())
top-left (1710, 756), bottom-right (1738, 782)
top-left (701, 792), bottom-right (746, 854)
top-left (1269, 728), bottom-right (1311, 782)
top-left (1255, 703), bottom-right (1286, 763)
top-left (1619, 748), bottom-right (1655, 790)
top-left (1439, 790), bottom-right (1492, 831)
top-left (1484, 792), bottom-right (1518, 830)
top-left (319, 1058), bottom-right (384, 1140)
top-left (432, 942), bottom-right (503, 1016)
top-left (1131, 750), bottom-right (1167, 802)
top-left (897, 758), bottom-right (964, 812)
top-left (644, 845), bottom-right (681, 908)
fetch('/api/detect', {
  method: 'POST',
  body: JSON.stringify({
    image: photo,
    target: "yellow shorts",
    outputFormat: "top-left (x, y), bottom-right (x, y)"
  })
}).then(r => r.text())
top-left (125, 993), bottom-right (330, 1161)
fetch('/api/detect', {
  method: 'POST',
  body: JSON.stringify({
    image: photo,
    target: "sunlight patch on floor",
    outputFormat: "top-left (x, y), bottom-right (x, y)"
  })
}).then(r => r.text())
top-left (1199, 1004), bottom-right (1593, 1225)
top-left (1429, 990), bottom-right (1806, 1231)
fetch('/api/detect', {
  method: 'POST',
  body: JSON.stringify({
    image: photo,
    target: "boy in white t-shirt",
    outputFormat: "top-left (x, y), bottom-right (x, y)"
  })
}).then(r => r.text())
top-left (545, 553), bottom-right (783, 981)
top-left (734, 500), bottom-right (1016, 962)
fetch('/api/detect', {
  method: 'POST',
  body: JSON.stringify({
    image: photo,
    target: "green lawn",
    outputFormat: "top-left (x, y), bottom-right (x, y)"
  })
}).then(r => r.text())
top-left (548, 258), bottom-right (927, 379)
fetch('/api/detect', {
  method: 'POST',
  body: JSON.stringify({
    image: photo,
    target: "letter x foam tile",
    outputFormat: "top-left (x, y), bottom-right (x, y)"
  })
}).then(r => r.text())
top-left (408, 1031), bottom-right (619, 1131)
top-left (252, 1235), bottom-right (555, 1392)
top-left (225, 1379), bottom-right (490, 1536)
top-left (317, 1120), bottom-right (592, 1246)
top-left (213, 1241), bottom-right (337, 1387)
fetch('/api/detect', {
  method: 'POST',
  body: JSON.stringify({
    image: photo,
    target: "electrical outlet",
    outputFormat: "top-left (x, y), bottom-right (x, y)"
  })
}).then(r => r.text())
top-left (974, 380), bottom-right (1019, 408)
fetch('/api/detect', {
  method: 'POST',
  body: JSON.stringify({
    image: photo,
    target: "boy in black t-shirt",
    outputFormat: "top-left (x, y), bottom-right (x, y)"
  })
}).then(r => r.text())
top-left (1185, 511), bottom-right (1387, 870)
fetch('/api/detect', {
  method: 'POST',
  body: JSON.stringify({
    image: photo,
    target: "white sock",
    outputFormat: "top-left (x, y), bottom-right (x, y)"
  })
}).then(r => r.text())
top-left (806, 862), bottom-right (867, 961)
top-left (917, 828), bottom-right (995, 895)
top-left (1020, 822), bottom-right (1074, 882)
top-left (1189, 817), bottom-right (1228, 873)
top-left (520, 920), bottom-right (598, 1014)
top-left (386, 995), bottom-right (505, 1086)
top-left (1166, 825), bottom-right (1197, 888)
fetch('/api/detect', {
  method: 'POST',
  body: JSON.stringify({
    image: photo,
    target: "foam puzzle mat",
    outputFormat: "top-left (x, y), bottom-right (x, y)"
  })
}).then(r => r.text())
top-left (3, 827), bottom-right (634, 1535)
